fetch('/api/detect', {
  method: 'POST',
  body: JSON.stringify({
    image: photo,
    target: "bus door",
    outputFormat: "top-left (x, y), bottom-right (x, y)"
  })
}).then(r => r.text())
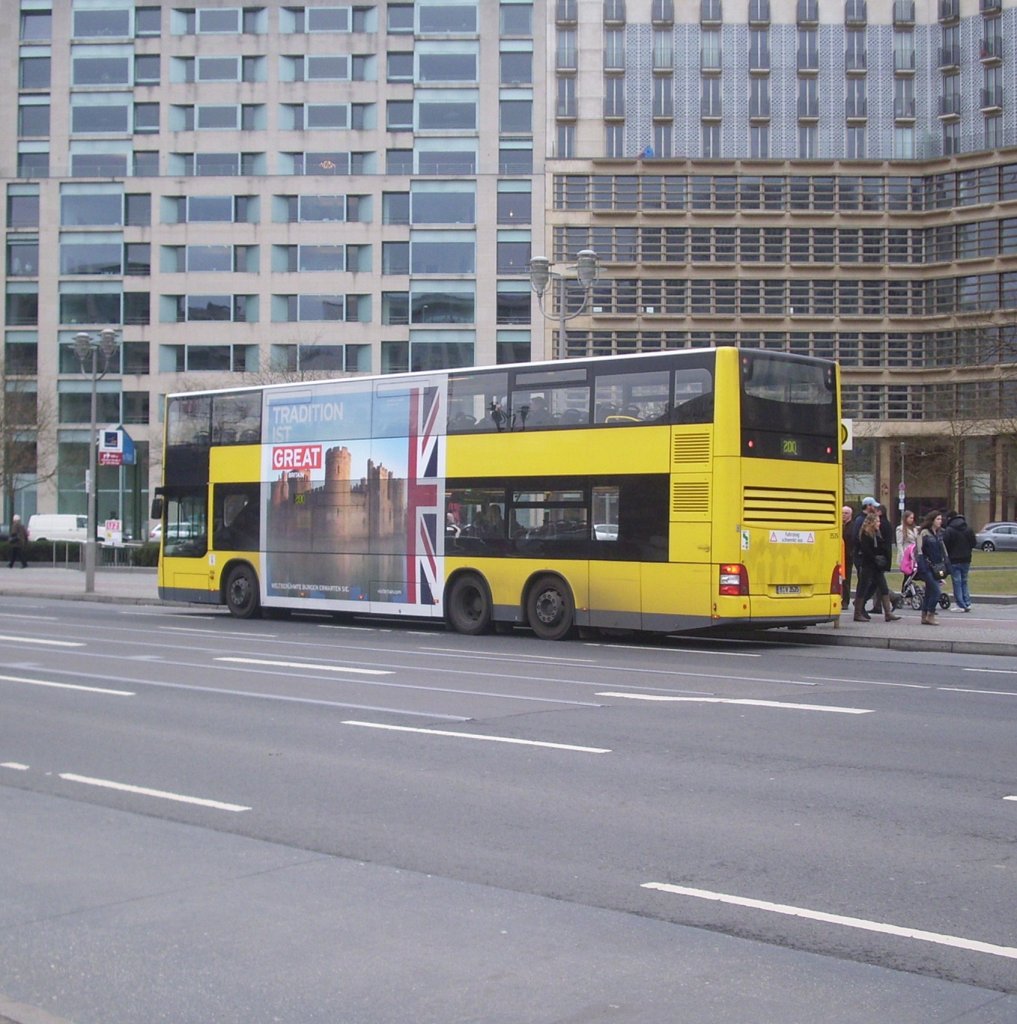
top-left (587, 484), bottom-right (641, 630)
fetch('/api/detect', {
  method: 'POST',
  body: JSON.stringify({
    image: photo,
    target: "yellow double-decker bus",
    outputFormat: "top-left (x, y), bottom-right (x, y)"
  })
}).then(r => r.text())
top-left (153, 346), bottom-right (842, 639)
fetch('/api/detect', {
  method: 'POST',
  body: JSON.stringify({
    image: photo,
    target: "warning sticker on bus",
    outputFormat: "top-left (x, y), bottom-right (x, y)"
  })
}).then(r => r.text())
top-left (769, 530), bottom-right (815, 544)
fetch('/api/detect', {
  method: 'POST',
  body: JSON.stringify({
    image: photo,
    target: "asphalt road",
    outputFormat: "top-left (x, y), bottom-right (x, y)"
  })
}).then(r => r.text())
top-left (1, 598), bottom-right (1016, 1023)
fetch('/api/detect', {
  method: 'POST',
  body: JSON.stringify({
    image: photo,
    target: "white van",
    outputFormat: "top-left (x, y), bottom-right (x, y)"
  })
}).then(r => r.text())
top-left (27, 514), bottom-right (88, 543)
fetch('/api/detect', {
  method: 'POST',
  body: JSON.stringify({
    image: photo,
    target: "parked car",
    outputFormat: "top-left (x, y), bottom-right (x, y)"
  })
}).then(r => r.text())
top-left (975, 522), bottom-right (1017, 552)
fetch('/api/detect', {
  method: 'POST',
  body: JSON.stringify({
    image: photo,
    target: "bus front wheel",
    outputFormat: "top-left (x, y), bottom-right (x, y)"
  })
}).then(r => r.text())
top-left (526, 575), bottom-right (575, 641)
top-left (225, 565), bottom-right (261, 619)
top-left (447, 573), bottom-right (492, 635)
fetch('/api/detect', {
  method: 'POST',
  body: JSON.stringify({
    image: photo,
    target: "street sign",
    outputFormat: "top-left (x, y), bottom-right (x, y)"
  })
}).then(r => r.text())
top-left (98, 426), bottom-right (136, 466)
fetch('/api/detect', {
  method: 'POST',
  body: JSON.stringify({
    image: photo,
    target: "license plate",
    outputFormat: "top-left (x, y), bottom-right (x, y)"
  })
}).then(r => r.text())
top-left (776, 584), bottom-right (801, 595)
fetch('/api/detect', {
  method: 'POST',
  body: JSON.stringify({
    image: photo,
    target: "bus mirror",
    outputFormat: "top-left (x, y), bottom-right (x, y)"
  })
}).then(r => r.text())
top-left (150, 496), bottom-right (164, 520)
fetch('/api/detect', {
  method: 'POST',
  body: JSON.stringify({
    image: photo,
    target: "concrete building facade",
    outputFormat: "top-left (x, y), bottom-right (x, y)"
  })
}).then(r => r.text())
top-left (3, 0), bottom-right (1017, 534)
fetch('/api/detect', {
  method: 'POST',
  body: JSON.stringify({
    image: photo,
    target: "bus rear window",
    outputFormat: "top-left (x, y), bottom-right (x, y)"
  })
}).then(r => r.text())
top-left (740, 352), bottom-right (838, 459)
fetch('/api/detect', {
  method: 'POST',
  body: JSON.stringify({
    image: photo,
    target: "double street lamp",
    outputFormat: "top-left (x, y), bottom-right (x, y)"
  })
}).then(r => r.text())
top-left (73, 328), bottom-right (120, 593)
top-left (528, 249), bottom-right (600, 361)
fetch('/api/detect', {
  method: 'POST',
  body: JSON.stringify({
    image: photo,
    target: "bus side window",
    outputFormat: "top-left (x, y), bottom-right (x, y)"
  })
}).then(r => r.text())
top-left (213, 483), bottom-right (260, 551)
top-left (672, 368), bottom-right (714, 424)
top-left (447, 370), bottom-right (509, 433)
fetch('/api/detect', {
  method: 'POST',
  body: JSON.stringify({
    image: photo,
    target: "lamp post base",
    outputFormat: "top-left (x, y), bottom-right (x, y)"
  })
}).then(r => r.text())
top-left (83, 539), bottom-right (96, 593)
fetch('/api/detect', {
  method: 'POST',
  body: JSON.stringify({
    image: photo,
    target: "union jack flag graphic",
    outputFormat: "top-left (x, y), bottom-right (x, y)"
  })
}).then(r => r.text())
top-left (405, 384), bottom-right (442, 605)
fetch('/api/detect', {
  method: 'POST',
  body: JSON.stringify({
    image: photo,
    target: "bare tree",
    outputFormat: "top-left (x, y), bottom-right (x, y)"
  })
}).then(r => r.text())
top-left (0, 364), bottom-right (58, 524)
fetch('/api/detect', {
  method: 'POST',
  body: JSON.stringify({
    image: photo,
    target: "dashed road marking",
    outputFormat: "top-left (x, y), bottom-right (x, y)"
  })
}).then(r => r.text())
top-left (642, 882), bottom-right (1017, 960)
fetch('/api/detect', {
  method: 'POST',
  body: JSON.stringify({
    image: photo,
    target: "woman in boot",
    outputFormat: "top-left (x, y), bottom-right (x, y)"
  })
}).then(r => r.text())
top-left (916, 510), bottom-right (950, 625)
top-left (853, 511), bottom-right (900, 622)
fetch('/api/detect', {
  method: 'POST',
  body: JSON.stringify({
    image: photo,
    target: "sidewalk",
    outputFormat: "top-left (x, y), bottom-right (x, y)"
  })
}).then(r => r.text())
top-left (1, 565), bottom-right (1014, 657)
top-left (0, 564), bottom-right (160, 605)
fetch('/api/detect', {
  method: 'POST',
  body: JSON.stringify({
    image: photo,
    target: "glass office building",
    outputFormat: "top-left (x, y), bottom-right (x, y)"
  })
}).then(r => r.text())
top-left (3, 0), bottom-right (1016, 529)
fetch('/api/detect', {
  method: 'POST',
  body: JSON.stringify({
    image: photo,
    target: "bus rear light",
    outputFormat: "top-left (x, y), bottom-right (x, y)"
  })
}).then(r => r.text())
top-left (719, 564), bottom-right (749, 596)
top-left (831, 564), bottom-right (843, 595)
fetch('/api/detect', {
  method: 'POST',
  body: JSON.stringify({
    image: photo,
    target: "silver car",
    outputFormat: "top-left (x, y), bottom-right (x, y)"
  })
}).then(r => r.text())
top-left (975, 522), bottom-right (1017, 552)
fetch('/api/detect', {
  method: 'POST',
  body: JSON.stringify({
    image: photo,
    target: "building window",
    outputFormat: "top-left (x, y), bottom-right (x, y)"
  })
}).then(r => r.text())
top-left (18, 104), bottom-right (50, 138)
top-left (500, 99), bottom-right (532, 134)
top-left (418, 52), bottom-right (476, 82)
top-left (387, 100), bottom-right (413, 131)
top-left (749, 28), bottom-right (769, 70)
top-left (605, 29), bottom-right (625, 70)
top-left (73, 9), bottom-right (131, 37)
top-left (501, 51), bottom-right (532, 85)
top-left (20, 11), bottom-right (51, 41)
top-left (702, 123), bottom-right (721, 158)
top-left (798, 123), bottom-right (817, 159)
top-left (73, 55), bottom-right (131, 86)
top-left (19, 56), bottom-right (51, 89)
top-left (985, 115), bottom-right (1003, 150)
top-left (419, 5), bottom-right (477, 32)
top-left (750, 124), bottom-right (769, 158)
top-left (606, 124), bottom-right (625, 158)
top-left (894, 126), bottom-right (915, 159)
top-left (557, 123), bottom-right (575, 158)
top-left (846, 125), bottom-right (866, 159)
top-left (72, 102), bottom-right (130, 134)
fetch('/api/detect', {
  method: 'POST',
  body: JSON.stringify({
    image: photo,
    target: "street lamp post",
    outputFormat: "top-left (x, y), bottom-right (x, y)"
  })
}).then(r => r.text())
top-left (73, 329), bottom-right (120, 593)
top-left (528, 249), bottom-right (600, 360)
top-left (899, 440), bottom-right (906, 524)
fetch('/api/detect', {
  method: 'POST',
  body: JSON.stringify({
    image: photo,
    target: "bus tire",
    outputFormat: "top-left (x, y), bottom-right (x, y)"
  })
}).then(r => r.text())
top-left (447, 573), bottom-right (492, 635)
top-left (225, 564), bottom-right (261, 619)
top-left (526, 575), bottom-right (575, 641)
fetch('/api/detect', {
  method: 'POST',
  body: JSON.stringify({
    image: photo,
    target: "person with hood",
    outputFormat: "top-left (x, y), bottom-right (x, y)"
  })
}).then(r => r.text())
top-left (942, 510), bottom-right (976, 612)
top-left (852, 497), bottom-right (895, 615)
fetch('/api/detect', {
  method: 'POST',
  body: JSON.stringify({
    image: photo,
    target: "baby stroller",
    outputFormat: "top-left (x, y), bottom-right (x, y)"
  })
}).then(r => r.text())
top-left (900, 568), bottom-right (951, 611)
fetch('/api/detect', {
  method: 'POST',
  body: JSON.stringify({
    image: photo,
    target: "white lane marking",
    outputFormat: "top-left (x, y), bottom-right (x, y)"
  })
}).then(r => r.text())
top-left (0, 634), bottom-right (84, 648)
top-left (0, 673), bottom-right (134, 696)
top-left (215, 659), bottom-right (600, 707)
top-left (343, 720), bottom-right (611, 753)
top-left (939, 687), bottom-right (1017, 697)
top-left (58, 773), bottom-right (250, 812)
top-left (598, 693), bottom-right (872, 714)
top-left (0, 665), bottom-right (472, 721)
top-left (965, 667), bottom-right (1017, 674)
top-left (0, 614), bottom-right (60, 622)
top-left (642, 883), bottom-right (1017, 961)
top-left (217, 656), bottom-right (392, 676)
top-left (1004, 795), bottom-right (1017, 802)
top-left (416, 646), bottom-right (598, 665)
top-left (161, 625), bottom-right (277, 637)
top-left (1, 762), bottom-right (29, 770)
top-left (586, 642), bottom-right (761, 658)
top-left (805, 675), bottom-right (930, 690)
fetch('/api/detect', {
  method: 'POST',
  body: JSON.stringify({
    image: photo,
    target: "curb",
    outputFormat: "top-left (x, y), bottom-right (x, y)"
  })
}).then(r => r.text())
top-left (712, 627), bottom-right (1017, 659)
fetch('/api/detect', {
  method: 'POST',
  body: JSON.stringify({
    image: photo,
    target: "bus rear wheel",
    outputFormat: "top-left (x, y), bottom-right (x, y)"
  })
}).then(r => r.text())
top-left (225, 565), bottom-right (260, 619)
top-left (447, 573), bottom-right (492, 635)
top-left (526, 575), bottom-right (575, 641)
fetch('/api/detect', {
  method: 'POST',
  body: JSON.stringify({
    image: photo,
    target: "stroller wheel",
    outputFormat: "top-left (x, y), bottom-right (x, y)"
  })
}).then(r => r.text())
top-left (938, 592), bottom-right (952, 610)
